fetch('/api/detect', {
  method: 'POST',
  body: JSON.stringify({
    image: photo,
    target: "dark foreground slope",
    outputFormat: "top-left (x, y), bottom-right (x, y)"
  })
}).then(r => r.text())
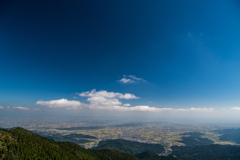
top-left (177, 132), bottom-right (213, 146)
top-left (215, 128), bottom-right (240, 144)
top-left (170, 131), bottom-right (240, 160)
top-left (172, 144), bottom-right (240, 160)
top-left (92, 139), bottom-right (165, 155)
top-left (0, 127), bottom-right (138, 160)
top-left (135, 151), bottom-right (177, 160)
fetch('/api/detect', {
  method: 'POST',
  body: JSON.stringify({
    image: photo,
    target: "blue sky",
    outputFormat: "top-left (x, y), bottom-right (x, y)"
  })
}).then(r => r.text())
top-left (1, 0), bottom-right (240, 121)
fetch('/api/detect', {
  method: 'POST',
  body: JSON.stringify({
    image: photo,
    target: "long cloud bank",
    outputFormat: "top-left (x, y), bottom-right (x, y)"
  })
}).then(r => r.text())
top-left (36, 89), bottom-right (215, 112)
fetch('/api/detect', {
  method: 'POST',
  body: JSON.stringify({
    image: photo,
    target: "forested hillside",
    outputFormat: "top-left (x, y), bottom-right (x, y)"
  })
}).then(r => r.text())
top-left (92, 139), bottom-right (165, 155)
top-left (0, 127), bottom-right (138, 160)
top-left (215, 128), bottom-right (240, 144)
top-left (172, 144), bottom-right (240, 160)
top-left (177, 132), bottom-right (214, 146)
top-left (0, 127), bottom-right (176, 160)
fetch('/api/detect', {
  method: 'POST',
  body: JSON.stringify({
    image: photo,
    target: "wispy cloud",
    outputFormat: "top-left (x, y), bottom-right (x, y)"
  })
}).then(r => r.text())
top-left (0, 106), bottom-right (31, 110)
top-left (119, 78), bottom-right (135, 83)
top-left (13, 107), bottom-right (30, 110)
top-left (106, 106), bottom-right (214, 112)
top-left (118, 75), bottom-right (146, 84)
top-left (231, 107), bottom-right (240, 111)
top-left (187, 107), bottom-right (214, 111)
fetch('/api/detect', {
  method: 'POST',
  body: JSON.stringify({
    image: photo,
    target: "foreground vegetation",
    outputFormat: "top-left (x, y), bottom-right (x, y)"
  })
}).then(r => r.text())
top-left (0, 127), bottom-right (176, 160)
top-left (172, 144), bottom-right (240, 160)
top-left (0, 127), bottom-right (138, 160)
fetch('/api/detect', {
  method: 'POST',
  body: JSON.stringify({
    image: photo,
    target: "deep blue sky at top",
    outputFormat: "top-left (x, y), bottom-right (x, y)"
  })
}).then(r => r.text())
top-left (1, 0), bottom-right (240, 108)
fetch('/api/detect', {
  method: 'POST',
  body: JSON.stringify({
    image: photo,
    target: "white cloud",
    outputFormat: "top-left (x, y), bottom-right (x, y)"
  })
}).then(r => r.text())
top-left (129, 106), bottom-right (158, 111)
top-left (87, 97), bottom-right (121, 107)
top-left (13, 107), bottom-right (30, 110)
top-left (79, 89), bottom-right (138, 99)
top-left (231, 107), bottom-right (240, 111)
top-left (34, 97), bottom-right (217, 113)
top-left (36, 90), bottom-right (216, 113)
top-left (36, 99), bottom-right (82, 109)
top-left (118, 75), bottom-right (146, 84)
top-left (77, 90), bottom-right (138, 110)
top-left (188, 107), bottom-right (214, 111)
top-left (0, 106), bottom-right (4, 109)
top-left (124, 103), bottom-right (131, 107)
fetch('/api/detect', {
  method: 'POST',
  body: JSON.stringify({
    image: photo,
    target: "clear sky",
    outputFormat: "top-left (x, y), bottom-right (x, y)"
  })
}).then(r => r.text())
top-left (1, 0), bottom-right (240, 122)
